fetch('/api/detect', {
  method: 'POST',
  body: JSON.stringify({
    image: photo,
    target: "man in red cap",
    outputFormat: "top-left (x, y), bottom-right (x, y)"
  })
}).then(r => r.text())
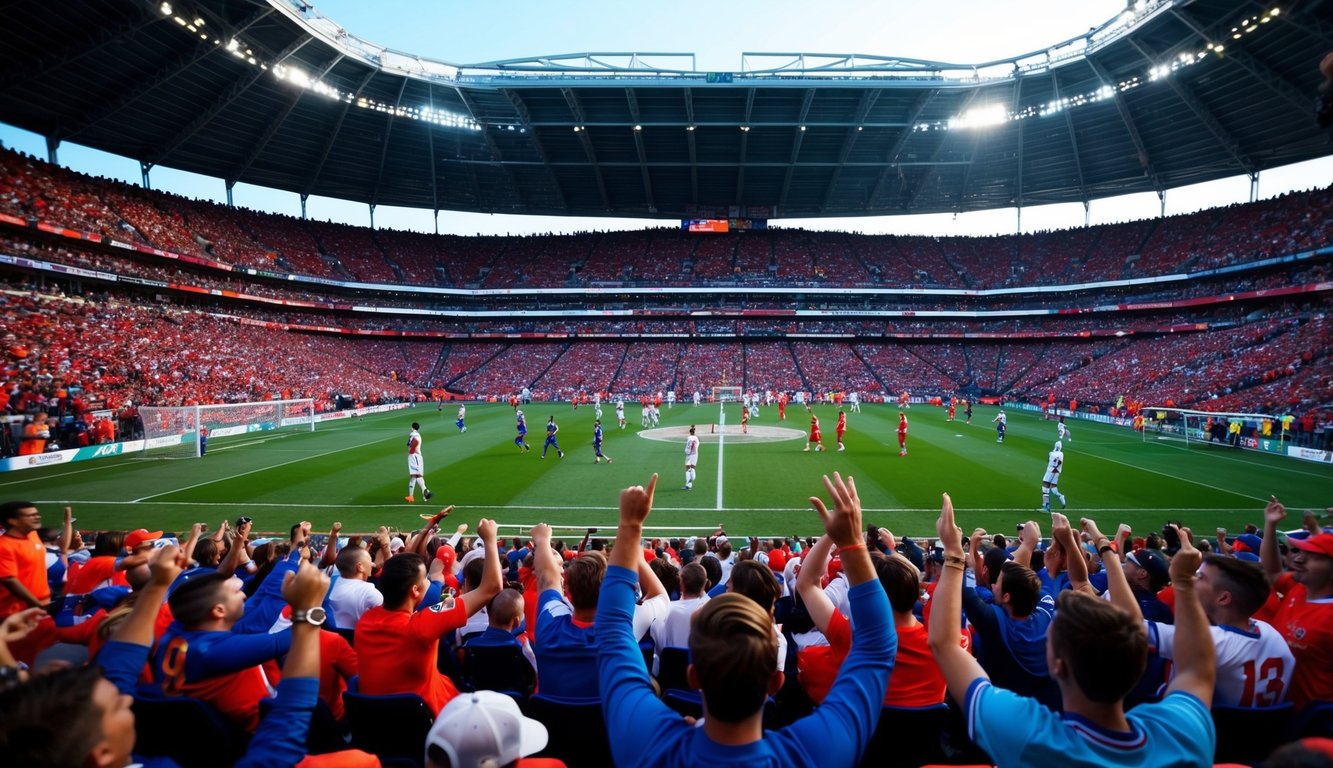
top-left (1260, 496), bottom-right (1333, 709)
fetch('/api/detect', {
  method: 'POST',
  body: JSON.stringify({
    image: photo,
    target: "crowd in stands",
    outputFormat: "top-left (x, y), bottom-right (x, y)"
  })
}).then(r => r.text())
top-left (1, 476), bottom-right (1330, 767)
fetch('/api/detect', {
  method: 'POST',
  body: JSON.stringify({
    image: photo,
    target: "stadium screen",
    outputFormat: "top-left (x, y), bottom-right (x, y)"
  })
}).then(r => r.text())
top-left (683, 218), bottom-right (729, 233)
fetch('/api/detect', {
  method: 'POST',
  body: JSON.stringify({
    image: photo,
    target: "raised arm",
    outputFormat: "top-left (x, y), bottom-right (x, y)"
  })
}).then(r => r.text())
top-left (58, 507), bottom-right (74, 569)
top-left (467, 518), bottom-right (504, 617)
top-left (929, 493), bottom-right (990, 706)
top-left (795, 534), bottom-right (838, 632)
top-left (530, 522), bottom-right (564, 596)
top-left (610, 475), bottom-right (657, 572)
top-left (409, 506), bottom-right (452, 554)
top-left (1013, 520), bottom-right (1040, 568)
top-left (318, 522), bottom-right (341, 569)
top-left (216, 518), bottom-right (252, 579)
top-left (180, 522), bottom-right (204, 565)
top-left (1052, 513), bottom-right (1089, 593)
top-left (1162, 527), bottom-right (1214, 706)
top-left (1259, 496), bottom-right (1286, 585)
top-left (808, 473), bottom-right (873, 588)
top-left (1082, 518), bottom-right (1140, 620)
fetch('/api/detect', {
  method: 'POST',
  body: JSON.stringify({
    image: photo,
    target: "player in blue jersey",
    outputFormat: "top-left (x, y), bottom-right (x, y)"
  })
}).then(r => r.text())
top-left (514, 410), bottom-right (530, 453)
top-left (541, 415), bottom-right (564, 459)
top-left (594, 419), bottom-right (612, 464)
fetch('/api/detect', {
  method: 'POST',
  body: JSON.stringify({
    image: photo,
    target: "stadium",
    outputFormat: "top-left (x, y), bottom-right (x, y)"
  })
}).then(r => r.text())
top-left (0, 0), bottom-right (1330, 765)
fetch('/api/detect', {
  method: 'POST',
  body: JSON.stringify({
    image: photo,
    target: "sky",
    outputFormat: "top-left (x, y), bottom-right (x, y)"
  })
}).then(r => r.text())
top-left (1, 0), bottom-right (1329, 236)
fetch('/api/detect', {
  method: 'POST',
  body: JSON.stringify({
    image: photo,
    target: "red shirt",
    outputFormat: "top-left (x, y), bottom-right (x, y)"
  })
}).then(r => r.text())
top-left (1273, 574), bottom-right (1333, 708)
top-left (317, 629), bottom-right (358, 722)
top-left (354, 596), bottom-right (470, 714)
top-left (825, 611), bottom-right (967, 707)
top-left (0, 531), bottom-right (49, 616)
top-left (65, 555), bottom-right (129, 595)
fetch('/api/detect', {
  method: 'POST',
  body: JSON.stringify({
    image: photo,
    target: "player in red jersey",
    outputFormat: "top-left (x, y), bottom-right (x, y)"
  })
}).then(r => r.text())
top-left (740, 405), bottom-right (749, 434)
top-left (804, 414), bottom-right (824, 452)
top-left (777, 393), bottom-right (787, 421)
top-left (947, 400), bottom-right (956, 422)
top-left (836, 410), bottom-right (847, 452)
top-left (897, 411), bottom-right (908, 456)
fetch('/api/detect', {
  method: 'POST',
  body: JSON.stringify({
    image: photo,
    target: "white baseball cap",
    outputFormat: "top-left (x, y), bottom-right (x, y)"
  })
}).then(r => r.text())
top-left (425, 690), bottom-right (548, 768)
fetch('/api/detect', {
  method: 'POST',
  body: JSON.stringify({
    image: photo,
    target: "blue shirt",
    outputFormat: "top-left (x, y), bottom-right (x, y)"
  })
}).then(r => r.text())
top-left (965, 680), bottom-right (1214, 767)
top-left (534, 588), bottom-right (598, 702)
top-left (595, 564), bottom-right (896, 767)
top-left (594, 426), bottom-right (604, 444)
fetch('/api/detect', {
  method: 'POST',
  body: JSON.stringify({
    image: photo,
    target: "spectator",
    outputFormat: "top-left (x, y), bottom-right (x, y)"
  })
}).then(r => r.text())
top-left (328, 543), bottom-right (383, 630)
top-left (649, 561), bottom-right (710, 655)
top-left (594, 473), bottom-right (896, 766)
top-left (1260, 496), bottom-right (1333, 709)
top-left (424, 689), bottom-right (562, 768)
top-left (355, 516), bottom-right (502, 714)
top-left (929, 497), bottom-right (1217, 766)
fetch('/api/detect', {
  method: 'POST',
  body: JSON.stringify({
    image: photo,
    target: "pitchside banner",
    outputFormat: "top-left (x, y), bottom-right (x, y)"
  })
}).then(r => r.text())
top-left (0, 402), bottom-right (412, 472)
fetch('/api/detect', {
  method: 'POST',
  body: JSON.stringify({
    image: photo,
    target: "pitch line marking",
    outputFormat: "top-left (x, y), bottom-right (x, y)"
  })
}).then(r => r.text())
top-left (716, 402), bottom-right (725, 511)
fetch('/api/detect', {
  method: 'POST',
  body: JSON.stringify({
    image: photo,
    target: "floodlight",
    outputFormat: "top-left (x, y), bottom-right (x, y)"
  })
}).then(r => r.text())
top-left (160, 2), bottom-right (172, 15)
top-left (633, 124), bottom-right (642, 131)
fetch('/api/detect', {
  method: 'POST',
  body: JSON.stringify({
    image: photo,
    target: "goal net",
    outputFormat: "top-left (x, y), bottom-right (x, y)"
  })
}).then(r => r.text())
top-left (140, 399), bottom-right (315, 459)
top-left (711, 386), bottom-right (743, 403)
top-left (1139, 407), bottom-right (1277, 449)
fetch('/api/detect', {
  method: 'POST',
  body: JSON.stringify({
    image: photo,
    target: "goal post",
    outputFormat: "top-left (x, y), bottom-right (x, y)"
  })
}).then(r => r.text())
top-left (710, 386), bottom-right (743, 403)
top-left (1139, 406), bottom-right (1277, 449)
top-left (139, 398), bottom-right (315, 459)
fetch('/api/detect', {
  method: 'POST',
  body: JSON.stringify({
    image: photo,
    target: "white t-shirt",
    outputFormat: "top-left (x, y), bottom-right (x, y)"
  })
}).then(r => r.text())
top-left (328, 576), bottom-right (384, 629)
top-left (651, 594), bottom-right (711, 651)
top-left (1147, 619), bottom-right (1295, 707)
top-left (684, 435), bottom-right (700, 464)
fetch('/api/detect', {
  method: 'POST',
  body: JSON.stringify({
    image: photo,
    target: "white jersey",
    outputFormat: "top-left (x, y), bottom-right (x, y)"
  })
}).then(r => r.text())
top-left (615, 400), bottom-right (625, 416)
top-left (1042, 449), bottom-right (1064, 484)
top-left (1147, 619), bottom-right (1295, 707)
top-left (684, 435), bottom-right (700, 465)
top-left (993, 412), bottom-right (1007, 425)
top-left (1057, 422), bottom-right (1071, 441)
top-left (407, 429), bottom-right (423, 474)
top-left (457, 405), bottom-right (466, 419)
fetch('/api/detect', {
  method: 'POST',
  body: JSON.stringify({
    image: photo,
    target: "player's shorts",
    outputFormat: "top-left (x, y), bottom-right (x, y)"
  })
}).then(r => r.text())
top-left (685, 454), bottom-right (698, 466)
top-left (408, 453), bottom-right (424, 475)
top-left (1042, 470), bottom-right (1060, 485)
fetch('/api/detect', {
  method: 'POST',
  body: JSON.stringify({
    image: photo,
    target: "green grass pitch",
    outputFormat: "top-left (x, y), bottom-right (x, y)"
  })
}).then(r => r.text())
top-left (4, 403), bottom-right (1329, 542)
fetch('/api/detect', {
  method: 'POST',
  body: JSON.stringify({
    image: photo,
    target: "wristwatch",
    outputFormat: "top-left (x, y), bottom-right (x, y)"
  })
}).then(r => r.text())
top-left (291, 606), bottom-right (327, 626)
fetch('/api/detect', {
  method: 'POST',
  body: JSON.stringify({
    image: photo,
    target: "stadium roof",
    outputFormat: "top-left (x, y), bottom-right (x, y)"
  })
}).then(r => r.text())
top-left (0, 0), bottom-right (1328, 220)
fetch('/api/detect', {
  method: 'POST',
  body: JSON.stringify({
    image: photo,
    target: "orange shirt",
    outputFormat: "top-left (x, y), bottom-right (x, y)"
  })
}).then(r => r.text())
top-left (65, 555), bottom-right (130, 595)
top-left (354, 596), bottom-right (470, 714)
top-left (1273, 574), bottom-right (1333, 709)
top-left (317, 629), bottom-right (358, 722)
top-left (826, 611), bottom-right (968, 707)
top-left (0, 531), bottom-right (50, 616)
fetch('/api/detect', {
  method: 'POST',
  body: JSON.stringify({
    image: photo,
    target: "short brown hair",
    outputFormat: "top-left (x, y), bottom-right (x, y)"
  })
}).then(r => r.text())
top-left (564, 550), bottom-right (607, 611)
top-left (689, 593), bottom-right (777, 722)
top-left (874, 553), bottom-right (922, 614)
top-left (1049, 591), bottom-right (1147, 703)
top-left (1203, 553), bottom-right (1270, 617)
top-left (488, 588), bottom-right (524, 628)
top-left (998, 561), bottom-right (1042, 617)
top-left (729, 560), bottom-right (780, 616)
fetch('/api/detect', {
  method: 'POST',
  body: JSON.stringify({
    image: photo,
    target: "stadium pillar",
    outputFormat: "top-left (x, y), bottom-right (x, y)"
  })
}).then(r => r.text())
top-left (225, 180), bottom-right (234, 208)
top-left (44, 135), bottom-right (59, 165)
top-left (300, 193), bottom-right (308, 220)
top-left (1083, 201), bottom-right (1090, 228)
top-left (1249, 172), bottom-right (1259, 203)
top-left (434, 209), bottom-right (439, 235)
top-left (140, 162), bottom-right (152, 190)
top-left (369, 203), bottom-right (376, 229)
top-left (1157, 189), bottom-right (1165, 218)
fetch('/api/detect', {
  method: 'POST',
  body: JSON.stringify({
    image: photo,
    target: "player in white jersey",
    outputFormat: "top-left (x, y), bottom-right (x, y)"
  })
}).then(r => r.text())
top-left (455, 404), bottom-right (467, 433)
top-left (405, 422), bottom-right (433, 503)
top-left (1144, 553), bottom-right (1295, 707)
top-left (683, 425), bottom-right (700, 490)
top-left (615, 399), bottom-right (626, 429)
top-left (666, 390), bottom-right (676, 408)
top-left (992, 409), bottom-right (1007, 443)
top-left (692, 390), bottom-right (701, 406)
top-left (649, 404), bottom-right (660, 427)
top-left (848, 391), bottom-right (861, 413)
top-left (1041, 439), bottom-right (1066, 511)
top-left (1057, 417), bottom-right (1072, 442)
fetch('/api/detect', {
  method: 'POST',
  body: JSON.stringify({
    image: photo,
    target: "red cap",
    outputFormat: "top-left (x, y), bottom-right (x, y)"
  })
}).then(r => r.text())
top-left (125, 529), bottom-right (163, 550)
top-left (1288, 533), bottom-right (1333, 558)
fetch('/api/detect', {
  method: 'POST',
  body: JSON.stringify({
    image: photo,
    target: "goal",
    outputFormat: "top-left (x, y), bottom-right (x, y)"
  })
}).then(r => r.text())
top-left (1139, 407), bottom-right (1276, 449)
top-left (139, 399), bottom-right (316, 459)
top-left (710, 386), bottom-right (743, 403)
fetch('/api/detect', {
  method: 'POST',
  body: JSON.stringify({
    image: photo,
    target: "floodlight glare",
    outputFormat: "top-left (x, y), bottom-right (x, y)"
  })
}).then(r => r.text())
top-left (160, 2), bottom-right (172, 15)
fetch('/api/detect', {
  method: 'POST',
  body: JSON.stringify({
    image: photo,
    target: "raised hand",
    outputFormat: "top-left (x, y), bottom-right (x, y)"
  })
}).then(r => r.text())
top-left (1167, 524), bottom-right (1201, 582)
top-left (147, 543), bottom-right (189, 587)
top-left (283, 560), bottom-right (330, 610)
top-left (476, 518), bottom-right (498, 543)
top-left (619, 474), bottom-right (658, 526)
top-left (877, 528), bottom-right (897, 551)
top-left (809, 472), bottom-right (862, 548)
top-left (530, 522), bottom-right (552, 545)
top-left (1080, 517), bottom-right (1107, 543)
top-left (936, 493), bottom-right (963, 555)
top-left (1264, 495), bottom-right (1287, 526)
top-left (0, 607), bottom-right (46, 644)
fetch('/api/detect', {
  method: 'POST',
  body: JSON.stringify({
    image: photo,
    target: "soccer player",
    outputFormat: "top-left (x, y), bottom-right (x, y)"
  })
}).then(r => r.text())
top-left (805, 414), bottom-right (824, 452)
top-left (454, 403), bottom-right (467, 433)
top-left (740, 405), bottom-right (749, 434)
top-left (849, 390), bottom-right (861, 413)
top-left (666, 390), bottom-right (676, 409)
top-left (992, 409), bottom-right (1007, 443)
top-left (899, 390), bottom-right (910, 410)
top-left (778, 392), bottom-right (787, 421)
top-left (1041, 439), bottom-right (1067, 512)
top-left (964, 400), bottom-right (973, 424)
top-left (406, 422), bottom-right (433, 503)
top-left (615, 399), bottom-right (626, 429)
top-left (692, 390), bottom-right (701, 407)
top-left (541, 416), bottom-right (564, 459)
top-left (594, 420), bottom-right (612, 464)
top-left (897, 411), bottom-right (908, 456)
top-left (514, 410), bottom-right (530, 453)
top-left (947, 400), bottom-right (956, 422)
top-left (1056, 417), bottom-right (1071, 442)
top-left (683, 425), bottom-right (700, 490)
top-left (836, 409), bottom-right (847, 451)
